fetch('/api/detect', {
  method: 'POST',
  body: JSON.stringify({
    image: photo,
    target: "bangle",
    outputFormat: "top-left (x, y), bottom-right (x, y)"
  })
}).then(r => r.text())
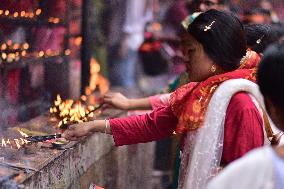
top-left (104, 119), bottom-right (109, 134)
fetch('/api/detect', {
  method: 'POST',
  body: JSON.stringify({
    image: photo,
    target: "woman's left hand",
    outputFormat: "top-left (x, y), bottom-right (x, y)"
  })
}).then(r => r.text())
top-left (103, 92), bottom-right (131, 110)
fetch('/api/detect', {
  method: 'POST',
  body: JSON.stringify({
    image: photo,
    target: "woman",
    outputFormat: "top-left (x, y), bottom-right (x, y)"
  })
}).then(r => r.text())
top-left (63, 10), bottom-right (271, 188)
top-left (104, 16), bottom-right (278, 112)
top-left (207, 43), bottom-right (284, 189)
top-left (102, 14), bottom-right (203, 111)
top-left (244, 23), bottom-right (281, 54)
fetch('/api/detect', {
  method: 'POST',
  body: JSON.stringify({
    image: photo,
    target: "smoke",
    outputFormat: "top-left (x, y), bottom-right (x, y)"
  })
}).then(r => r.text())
top-left (0, 174), bottom-right (22, 189)
top-left (23, 160), bottom-right (32, 174)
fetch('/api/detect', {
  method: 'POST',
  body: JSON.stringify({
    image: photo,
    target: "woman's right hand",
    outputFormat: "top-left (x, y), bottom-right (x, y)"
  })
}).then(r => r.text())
top-left (103, 92), bottom-right (131, 110)
top-left (62, 122), bottom-right (93, 141)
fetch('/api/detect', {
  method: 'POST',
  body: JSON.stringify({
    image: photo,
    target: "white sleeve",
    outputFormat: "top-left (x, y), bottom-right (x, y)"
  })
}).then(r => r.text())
top-left (207, 147), bottom-right (273, 189)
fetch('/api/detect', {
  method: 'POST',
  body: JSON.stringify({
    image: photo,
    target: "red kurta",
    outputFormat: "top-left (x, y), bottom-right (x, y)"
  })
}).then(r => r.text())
top-left (110, 92), bottom-right (264, 164)
top-left (148, 93), bottom-right (171, 109)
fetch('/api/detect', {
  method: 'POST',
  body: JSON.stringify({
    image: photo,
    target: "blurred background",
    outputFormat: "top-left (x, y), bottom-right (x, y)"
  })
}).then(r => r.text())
top-left (0, 1), bottom-right (283, 188)
top-left (0, 0), bottom-right (283, 128)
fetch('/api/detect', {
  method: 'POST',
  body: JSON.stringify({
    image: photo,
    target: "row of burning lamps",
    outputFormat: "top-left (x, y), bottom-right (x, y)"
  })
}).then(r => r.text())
top-left (0, 41), bottom-right (30, 63)
top-left (0, 94), bottom-right (102, 150)
top-left (1, 132), bottom-right (28, 149)
top-left (50, 59), bottom-right (109, 128)
top-left (0, 8), bottom-right (42, 19)
top-left (1, 131), bottom-right (62, 150)
top-left (0, 49), bottom-right (72, 149)
top-left (0, 8), bottom-right (61, 24)
top-left (0, 41), bottom-right (71, 64)
top-left (0, 93), bottom-right (100, 150)
top-left (50, 58), bottom-right (109, 129)
top-left (1, 58), bottom-right (109, 150)
top-left (50, 95), bottom-right (101, 129)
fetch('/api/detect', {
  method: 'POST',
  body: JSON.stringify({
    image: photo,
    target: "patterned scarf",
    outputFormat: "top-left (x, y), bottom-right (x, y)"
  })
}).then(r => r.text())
top-left (170, 50), bottom-right (261, 133)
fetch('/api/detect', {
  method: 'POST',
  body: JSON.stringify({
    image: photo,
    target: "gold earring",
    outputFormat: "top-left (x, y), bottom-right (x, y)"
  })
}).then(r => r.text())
top-left (210, 65), bottom-right (216, 73)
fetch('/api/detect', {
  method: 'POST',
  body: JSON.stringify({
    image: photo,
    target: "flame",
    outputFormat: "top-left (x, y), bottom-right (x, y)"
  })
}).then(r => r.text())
top-left (13, 12), bottom-right (19, 17)
top-left (50, 94), bottom-right (97, 128)
top-left (81, 95), bottom-right (87, 101)
top-left (74, 37), bottom-right (82, 46)
top-left (49, 58), bottom-right (109, 128)
top-left (64, 49), bottom-right (71, 56)
top-left (22, 43), bottom-right (29, 50)
top-left (54, 95), bottom-right (62, 106)
top-left (14, 139), bottom-right (21, 149)
top-left (18, 130), bottom-right (29, 138)
top-left (1, 43), bottom-right (7, 50)
top-left (1, 137), bottom-right (28, 149)
top-left (89, 58), bottom-right (109, 95)
top-left (2, 138), bottom-right (7, 147)
top-left (0, 130), bottom-right (31, 149)
top-left (4, 10), bottom-right (9, 16)
top-left (7, 40), bottom-right (12, 46)
top-left (35, 9), bottom-right (42, 16)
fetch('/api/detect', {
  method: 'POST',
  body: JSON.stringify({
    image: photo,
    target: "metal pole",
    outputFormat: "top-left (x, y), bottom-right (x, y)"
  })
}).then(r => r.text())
top-left (80, 0), bottom-right (92, 94)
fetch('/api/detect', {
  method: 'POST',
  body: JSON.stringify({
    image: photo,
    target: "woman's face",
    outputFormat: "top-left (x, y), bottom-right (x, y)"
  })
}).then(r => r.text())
top-left (181, 33), bottom-right (215, 82)
top-left (199, 0), bottom-right (220, 12)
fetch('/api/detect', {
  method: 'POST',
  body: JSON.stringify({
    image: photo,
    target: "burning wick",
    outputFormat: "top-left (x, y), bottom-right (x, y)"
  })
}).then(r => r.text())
top-left (1, 137), bottom-right (28, 149)
top-left (0, 130), bottom-right (30, 149)
top-left (13, 139), bottom-right (21, 149)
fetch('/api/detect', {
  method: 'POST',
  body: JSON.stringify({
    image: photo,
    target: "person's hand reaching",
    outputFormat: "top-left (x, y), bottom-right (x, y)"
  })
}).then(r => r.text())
top-left (103, 92), bottom-right (131, 110)
top-left (62, 122), bottom-right (93, 141)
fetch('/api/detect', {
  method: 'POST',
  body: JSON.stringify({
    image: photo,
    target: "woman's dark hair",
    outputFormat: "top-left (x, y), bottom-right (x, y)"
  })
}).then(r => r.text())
top-left (244, 24), bottom-right (280, 53)
top-left (187, 9), bottom-right (246, 71)
top-left (257, 43), bottom-right (284, 110)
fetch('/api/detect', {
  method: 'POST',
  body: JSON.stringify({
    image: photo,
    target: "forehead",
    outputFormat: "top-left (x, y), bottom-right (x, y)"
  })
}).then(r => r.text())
top-left (201, 0), bottom-right (219, 4)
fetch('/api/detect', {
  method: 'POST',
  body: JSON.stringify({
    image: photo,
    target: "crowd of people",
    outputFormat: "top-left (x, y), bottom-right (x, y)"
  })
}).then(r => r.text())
top-left (63, 1), bottom-right (284, 189)
top-left (103, 0), bottom-right (284, 90)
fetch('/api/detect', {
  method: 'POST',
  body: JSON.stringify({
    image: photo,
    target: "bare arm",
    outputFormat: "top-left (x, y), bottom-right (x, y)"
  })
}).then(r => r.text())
top-left (103, 92), bottom-right (152, 110)
top-left (62, 120), bottom-right (112, 141)
top-left (62, 106), bottom-right (178, 143)
top-left (127, 98), bottom-right (152, 110)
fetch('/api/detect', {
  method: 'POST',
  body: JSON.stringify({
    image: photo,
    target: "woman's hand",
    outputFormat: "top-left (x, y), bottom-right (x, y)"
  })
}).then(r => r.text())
top-left (62, 122), bottom-right (93, 141)
top-left (103, 92), bottom-right (131, 110)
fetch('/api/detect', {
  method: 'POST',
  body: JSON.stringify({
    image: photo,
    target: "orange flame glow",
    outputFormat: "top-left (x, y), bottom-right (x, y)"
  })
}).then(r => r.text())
top-left (1, 135), bottom-right (29, 149)
top-left (89, 58), bottom-right (109, 95)
top-left (50, 58), bottom-right (109, 128)
top-left (18, 130), bottom-right (29, 138)
top-left (50, 94), bottom-right (96, 128)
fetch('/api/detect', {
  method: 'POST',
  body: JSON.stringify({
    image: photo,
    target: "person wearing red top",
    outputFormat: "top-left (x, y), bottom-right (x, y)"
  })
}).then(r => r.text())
top-left (63, 10), bottom-right (272, 189)
top-left (207, 43), bottom-right (284, 189)
top-left (110, 92), bottom-right (264, 161)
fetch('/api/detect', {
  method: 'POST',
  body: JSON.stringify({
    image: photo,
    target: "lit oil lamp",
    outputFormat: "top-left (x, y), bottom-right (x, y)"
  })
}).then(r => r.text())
top-left (13, 12), bottom-right (19, 18)
top-left (35, 9), bottom-right (42, 16)
top-left (20, 11), bottom-right (25, 17)
top-left (4, 10), bottom-right (9, 16)
top-left (49, 59), bottom-right (109, 128)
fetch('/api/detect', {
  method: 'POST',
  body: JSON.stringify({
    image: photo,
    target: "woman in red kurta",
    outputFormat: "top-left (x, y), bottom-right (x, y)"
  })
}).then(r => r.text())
top-left (110, 91), bottom-right (264, 163)
top-left (63, 10), bottom-right (269, 189)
